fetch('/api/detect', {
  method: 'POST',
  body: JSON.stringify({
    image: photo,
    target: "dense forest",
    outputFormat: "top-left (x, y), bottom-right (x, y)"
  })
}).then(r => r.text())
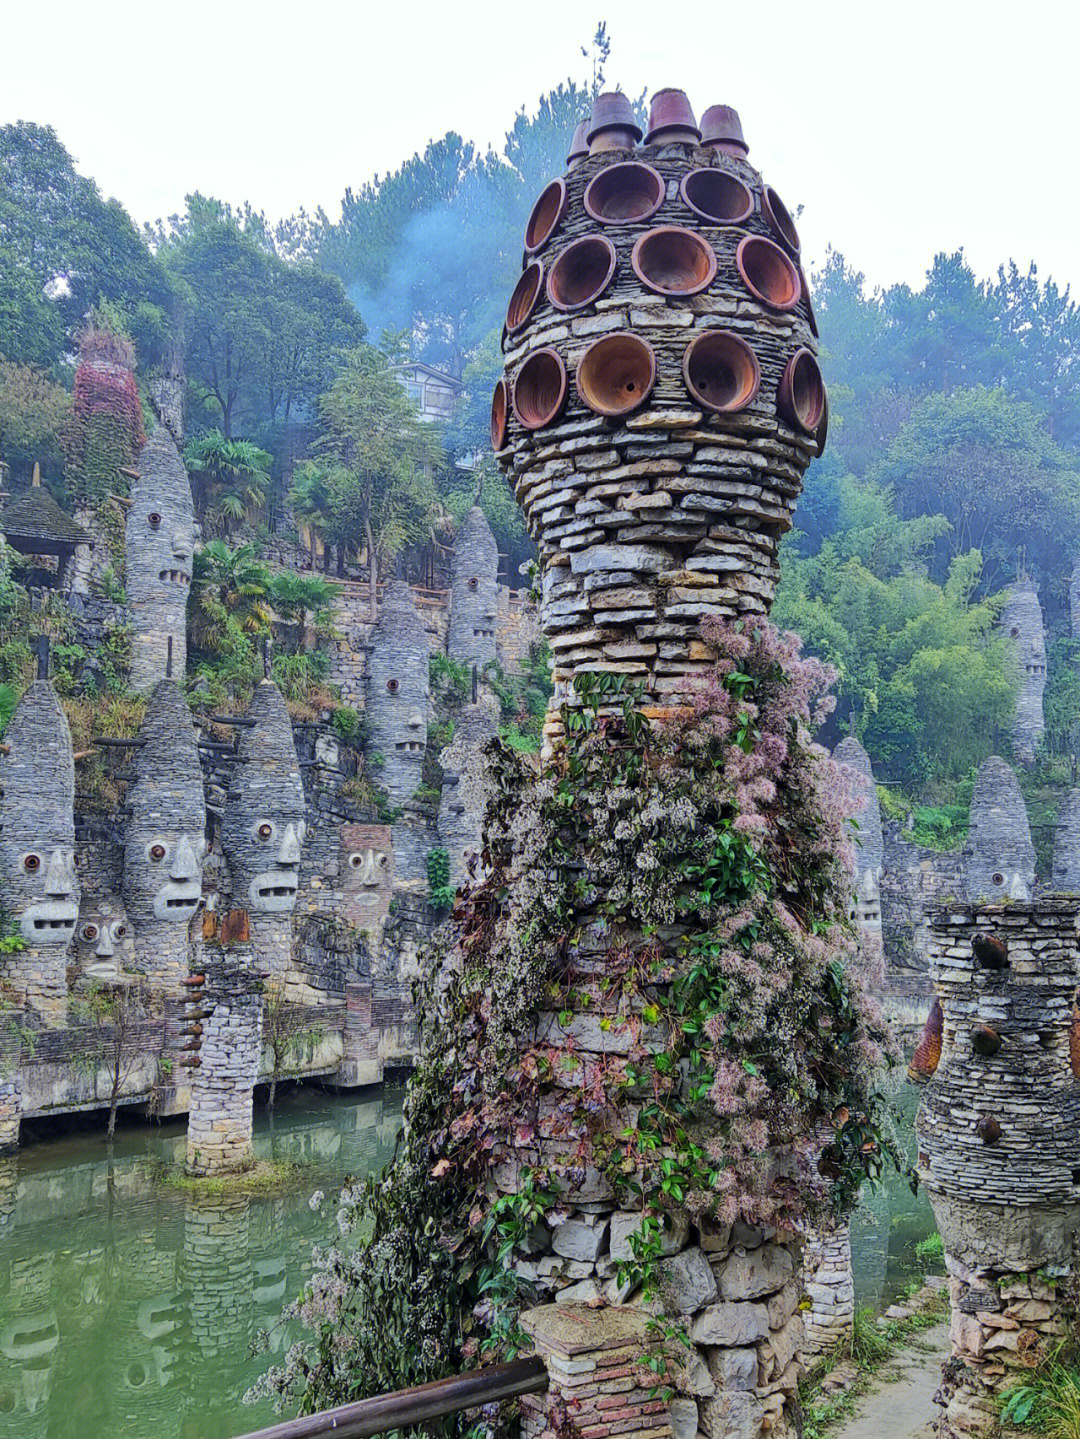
top-left (4, 33), bottom-right (1080, 822)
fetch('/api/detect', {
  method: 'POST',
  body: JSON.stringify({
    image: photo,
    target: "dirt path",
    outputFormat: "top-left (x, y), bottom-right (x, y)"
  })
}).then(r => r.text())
top-left (831, 1321), bottom-right (949, 1439)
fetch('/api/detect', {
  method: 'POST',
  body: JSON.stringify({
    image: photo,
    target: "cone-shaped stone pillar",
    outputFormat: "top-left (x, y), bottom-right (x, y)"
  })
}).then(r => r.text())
top-left (963, 756), bottom-right (1035, 903)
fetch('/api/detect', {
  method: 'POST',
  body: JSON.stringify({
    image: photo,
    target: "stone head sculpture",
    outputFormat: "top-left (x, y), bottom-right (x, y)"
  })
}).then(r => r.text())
top-left (221, 680), bottom-right (306, 915)
top-left (123, 680), bottom-right (206, 935)
top-left (0, 681), bottom-right (78, 947)
top-left (447, 506), bottom-right (499, 669)
top-left (999, 583), bottom-right (1046, 763)
top-left (964, 754), bottom-right (1035, 902)
top-left (339, 823), bottom-right (394, 929)
top-left (127, 427), bottom-right (195, 691)
top-left (366, 581), bottom-right (429, 806)
top-left (75, 894), bottom-right (134, 981)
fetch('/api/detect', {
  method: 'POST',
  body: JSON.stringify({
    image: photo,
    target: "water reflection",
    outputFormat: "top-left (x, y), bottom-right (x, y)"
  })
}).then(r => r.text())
top-left (0, 1087), bottom-right (404, 1439)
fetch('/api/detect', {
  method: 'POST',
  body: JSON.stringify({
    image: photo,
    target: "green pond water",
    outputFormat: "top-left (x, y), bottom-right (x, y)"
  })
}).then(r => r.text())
top-left (0, 1080), bottom-right (936, 1439)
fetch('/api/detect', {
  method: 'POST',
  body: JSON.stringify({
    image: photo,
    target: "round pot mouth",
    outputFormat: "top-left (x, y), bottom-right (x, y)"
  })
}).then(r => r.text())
top-left (777, 348), bottom-right (827, 434)
top-left (583, 162), bottom-right (665, 224)
top-left (680, 169), bottom-right (754, 226)
top-left (547, 235), bottom-right (618, 312)
top-left (576, 332), bottom-right (657, 416)
top-left (524, 178), bottom-right (568, 254)
top-left (632, 226), bottom-right (717, 297)
top-left (491, 379), bottom-right (508, 450)
top-left (506, 261), bottom-right (545, 334)
top-left (761, 185), bottom-right (801, 255)
top-left (682, 330), bottom-right (761, 413)
top-left (512, 348), bottom-right (568, 430)
top-left (735, 234), bottom-right (801, 310)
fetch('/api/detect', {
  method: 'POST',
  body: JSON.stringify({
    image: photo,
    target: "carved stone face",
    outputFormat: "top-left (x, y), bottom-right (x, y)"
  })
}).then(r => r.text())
top-left (75, 895), bottom-right (134, 979)
top-left (339, 824), bottom-right (394, 928)
top-left (123, 680), bottom-right (207, 931)
top-left (447, 506), bottom-right (499, 668)
top-left (367, 581), bottom-right (429, 806)
top-left (0, 682), bottom-right (78, 946)
top-left (221, 681), bottom-right (306, 914)
top-left (127, 429), bottom-right (196, 689)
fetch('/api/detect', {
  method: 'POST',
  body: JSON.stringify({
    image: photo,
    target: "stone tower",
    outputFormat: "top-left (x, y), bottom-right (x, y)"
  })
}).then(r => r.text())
top-left (1052, 788), bottom-right (1080, 890)
top-left (0, 679), bottom-right (78, 1023)
top-left (437, 702), bottom-right (498, 890)
top-left (366, 580), bottom-right (429, 806)
top-left (998, 583), bottom-right (1046, 764)
top-left (963, 756), bottom-right (1035, 903)
top-left (447, 505), bottom-right (499, 670)
top-left (833, 736), bottom-right (884, 983)
top-left (914, 899), bottom-right (1080, 1437)
top-left (122, 679), bottom-right (206, 991)
top-left (494, 94), bottom-right (823, 736)
top-left (127, 427), bottom-right (195, 691)
top-left (220, 678), bottom-right (306, 977)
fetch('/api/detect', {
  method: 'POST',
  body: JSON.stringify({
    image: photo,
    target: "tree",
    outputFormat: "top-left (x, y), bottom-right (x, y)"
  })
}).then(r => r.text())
top-left (183, 430), bottom-right (272, 535)
top-left (188, 540), bottom-right (273, 653)
top-left (315, 345), bottom-right (444, 613)
top-left (262, 978), bottom-right (324, 1109)
top-left (0, 360), bottom-right (72, 480)
top-left (71, 979), bottom-right (149, 1140)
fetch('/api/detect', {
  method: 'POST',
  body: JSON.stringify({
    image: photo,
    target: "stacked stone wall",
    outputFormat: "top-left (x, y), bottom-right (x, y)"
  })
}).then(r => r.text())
top-left (185, 952), bottom-right (264, 1176)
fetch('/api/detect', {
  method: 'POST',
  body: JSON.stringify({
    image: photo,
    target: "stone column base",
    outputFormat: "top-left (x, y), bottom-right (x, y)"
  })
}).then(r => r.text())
top-left (0, 1078), bottom-right (20, 1153)
top-left (801, 1217), bottom-right (855, 1358)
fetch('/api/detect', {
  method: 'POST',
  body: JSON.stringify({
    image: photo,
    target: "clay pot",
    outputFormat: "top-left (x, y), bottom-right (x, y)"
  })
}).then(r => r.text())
top-left (762, 185), bottom-right (801, 255)
top-left (682, 330), bottom-right (760, 413)
top-left (972, 931), bottom-right (1009, 970)
top-left (680, 169), bottom-right (754, 226)
top-left (700, 104), bottom-right (748, 156)
top-left (736, 235), bottom-right (801, 310)
top-left (971, 1024), bottom-right (1002, 1058)
top-left (547, 235), bottom-right (617, 311)
top-left (908, 997), bottom-right (943, 1082)
top-left (777, 348), bottom-right (827, 435)
top-left (566, 120), bottom-right (590, 170)
top-left (506, 261), bottom-right (544, 334)
top-left (182, 974), bottom-right (206, 986)
top-left (799, 266), bottom-right (819, 337)
top-left (976, 1116), bottom-right (1002, 1145)
top-left (632, 226), bottom-right (716, 297)
top-left (587, 92), bottom-right (643, 153)
top-left (512, 349), bottom-right (568, 430)
top-left (645, 88), bottom-right (701, 145)
top-left (491, 379), bottom-right (508, 450)
top-left (524, 178), bottom-right (568, 253)
top-left (583, 162), bottom-right (665, 224)
top-left (576, 333), bottom-right (656, 416)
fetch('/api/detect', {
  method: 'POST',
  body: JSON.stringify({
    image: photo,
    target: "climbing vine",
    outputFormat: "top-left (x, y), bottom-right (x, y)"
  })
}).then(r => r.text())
top-left (250, 617), bottom-right (902, 1422)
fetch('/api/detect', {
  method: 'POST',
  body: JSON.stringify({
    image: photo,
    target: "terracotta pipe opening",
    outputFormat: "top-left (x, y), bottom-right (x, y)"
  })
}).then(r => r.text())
top-left (512, 348), bottom-right (568, 430)
top-left (506, 261), bottom-right (544, 334)
top-left (682, 330), bottom-right (760, 413)
top-left (632, 226), bottom-right (717, 297)
top-left (777, 348), bottom-right (827, 435)
top-left (547, 235), bottom-right (617, 312)
top-left (735, 235), bottom-right (801, 310)
top-left (583, 162), bottom-right (664, 224)
top-left (645, 88), bottom-right (701, 145)
top-left (971, 1024), bottom-right (1002, 1058)
top-left (491, 379), bottom-right (508, 450)
top-left (762, 186), bottom-right (801, 255)
top-left (680, 169), bottom-right (754, 226)
top-left (576, 333), bottom-right (656, 416)
top-left (524, 178), bottom-right (568, 254)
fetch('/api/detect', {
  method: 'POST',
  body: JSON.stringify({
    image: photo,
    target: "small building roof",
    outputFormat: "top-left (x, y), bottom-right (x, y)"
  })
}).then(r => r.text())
top-left (1, 481), bottom-right (92, 553)
top-left (389, 361), bottom-right (464, 392)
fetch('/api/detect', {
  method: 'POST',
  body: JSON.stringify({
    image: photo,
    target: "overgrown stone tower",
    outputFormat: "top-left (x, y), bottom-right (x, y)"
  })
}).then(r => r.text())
top-left (127, 428), bottom-right (195, 690)
top-left (914, 899), bottom-right (1080, 1437)
top-left (998, 583), bottom-right (1046, 764)
top-left (964, 756), bottom-right (1035, 903)
top-left (447, 505), bottom-right (499, 670)
top-left (366, 580), bottom-right (429, 806)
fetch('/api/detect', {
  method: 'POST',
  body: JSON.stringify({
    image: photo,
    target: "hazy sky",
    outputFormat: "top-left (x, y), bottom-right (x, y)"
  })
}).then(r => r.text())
top-left (6, 0), bottom-right (1079, 296)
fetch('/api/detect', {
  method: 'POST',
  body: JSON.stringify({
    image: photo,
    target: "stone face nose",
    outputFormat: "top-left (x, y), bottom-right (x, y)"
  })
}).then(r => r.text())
top-left (95, 927), bottom-right (115, 957)
top-left (360, 849), bottom-right (379, 886)
top-left (171, 834), bottom-right (198, 881)
top-left (407, 711), bottom-right (424, 730)
top-left (44, 848), bottom-right (73, 898)
top-left (277, 823), bottom-right (301, 866)
top-left (172, 530), bottom-right (192, 559)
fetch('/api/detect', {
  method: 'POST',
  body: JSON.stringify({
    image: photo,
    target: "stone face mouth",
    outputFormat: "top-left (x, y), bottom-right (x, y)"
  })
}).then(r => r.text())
top-left (472, 628), bottom-right (496, 637)
top-left (250, 869), bottom-right (299, 913)
top-left (158, 569), bottom-right (190, 586)
top-left (22, 901), bottom-right (78, 943)
top-left (152, 881), bottom-right (202, 922)
top-left (396, 741), bottom-right (424, 751)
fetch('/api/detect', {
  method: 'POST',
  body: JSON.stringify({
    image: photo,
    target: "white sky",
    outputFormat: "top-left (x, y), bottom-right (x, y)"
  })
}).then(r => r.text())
top-left (5, 0), bottom-right (1080, 296)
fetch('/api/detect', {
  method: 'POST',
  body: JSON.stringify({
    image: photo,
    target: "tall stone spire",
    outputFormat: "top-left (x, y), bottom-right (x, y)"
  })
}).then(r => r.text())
top-left (964, 756), bottom-right (1035, 902)
top-left (447, 505), bottom-right (499, 669)
top-left (366, 580), bottom-right (429, 806)
top-left (127, 428), bottom-right (195, 690)
top-left (1052, 788), bottom-right (1080, 891)
top-left (998, 583), bottom-right (1046, 764)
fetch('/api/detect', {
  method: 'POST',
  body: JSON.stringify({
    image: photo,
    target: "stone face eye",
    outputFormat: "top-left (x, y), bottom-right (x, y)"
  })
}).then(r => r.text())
top-left (148, 512), bottom-right (162, 528)
top-left (468, 577), bottom-right (479, 591)
top-left (81, 923), bottom-right (98, 941)
top-left (22, 854), bottom-right (41, 872)
top-left (149, 844), bottom-right (166, 862)
top-left (257, 823), bottom-right (273, 840)
top-left (114, 923), bottom-right (127, 939)
top-left (386, 679), bottom-right (400, 693)
top-left (349, 854), bottom-right (363, 869)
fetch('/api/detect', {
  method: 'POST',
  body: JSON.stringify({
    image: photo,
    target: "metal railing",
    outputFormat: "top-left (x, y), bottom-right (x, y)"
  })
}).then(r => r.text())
top-left (231, 1356), bottom-right (548, 1439)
